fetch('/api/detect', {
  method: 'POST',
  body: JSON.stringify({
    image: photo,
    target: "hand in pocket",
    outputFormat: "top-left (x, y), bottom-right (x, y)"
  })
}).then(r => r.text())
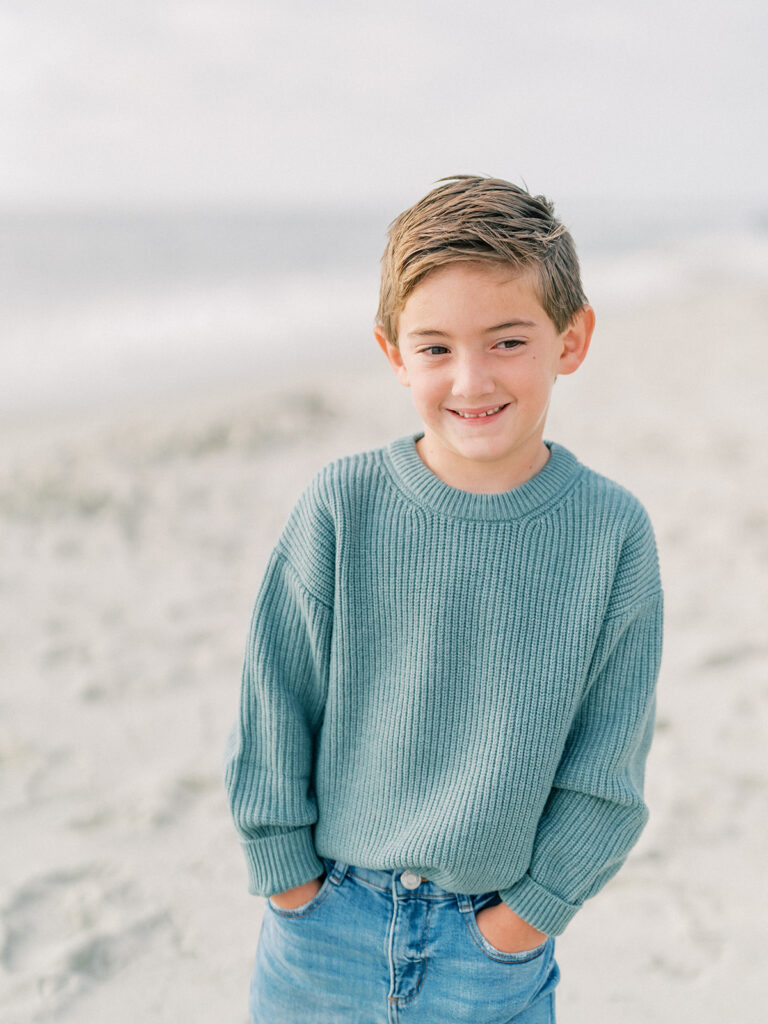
top-left (269, 872), bottom-right (325, 910)
top-left (475, 900), bottom-right (548, 954)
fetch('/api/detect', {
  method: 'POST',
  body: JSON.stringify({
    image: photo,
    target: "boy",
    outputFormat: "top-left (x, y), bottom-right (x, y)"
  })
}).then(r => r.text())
top-left (224, 175), bottom-right (663, 1023)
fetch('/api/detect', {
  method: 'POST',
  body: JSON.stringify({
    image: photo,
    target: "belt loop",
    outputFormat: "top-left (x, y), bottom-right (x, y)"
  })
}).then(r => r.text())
top-left (326, 860), bottom-right (349, 886)
top-left (455, 892), bottom-right (474, 914)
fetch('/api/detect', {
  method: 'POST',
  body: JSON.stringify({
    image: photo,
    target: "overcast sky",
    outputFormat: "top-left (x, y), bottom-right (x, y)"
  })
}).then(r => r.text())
top-left (2, 0), bottom-right (766, 210)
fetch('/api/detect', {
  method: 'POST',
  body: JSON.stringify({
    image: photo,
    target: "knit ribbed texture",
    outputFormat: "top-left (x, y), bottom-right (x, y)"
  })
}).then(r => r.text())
top-left (224, 435), bottom-right (663, 935)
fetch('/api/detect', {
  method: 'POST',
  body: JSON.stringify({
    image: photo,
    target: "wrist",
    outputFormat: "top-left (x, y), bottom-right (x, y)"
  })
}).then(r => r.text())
top-left (474, 900), bottom-right (548, 954)
top-left (497, 901), bottom-right (546, 934)
top-left (269, 873), bottom-right (324, 910)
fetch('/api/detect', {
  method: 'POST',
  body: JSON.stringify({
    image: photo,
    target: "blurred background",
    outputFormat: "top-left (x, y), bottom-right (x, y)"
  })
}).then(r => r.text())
top-left (2, 0), bottom-right (766, 417)
top-left (1, 3), bottom-right (766, 1023)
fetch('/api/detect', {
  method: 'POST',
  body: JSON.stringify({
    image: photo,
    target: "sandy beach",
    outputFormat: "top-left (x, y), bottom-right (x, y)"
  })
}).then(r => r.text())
top-left (1, 264), bottom-right (767, 1022)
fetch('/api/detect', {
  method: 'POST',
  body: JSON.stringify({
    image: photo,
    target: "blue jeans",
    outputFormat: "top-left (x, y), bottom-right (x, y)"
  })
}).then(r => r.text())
top-left (250, 859), bottom-right (559, 1023)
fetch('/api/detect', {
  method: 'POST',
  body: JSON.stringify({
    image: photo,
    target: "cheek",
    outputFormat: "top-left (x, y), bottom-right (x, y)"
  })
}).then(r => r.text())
top-left (410, 374), bottom-right (441, 400)
top-left (518, 361), bottom-right (557, 392)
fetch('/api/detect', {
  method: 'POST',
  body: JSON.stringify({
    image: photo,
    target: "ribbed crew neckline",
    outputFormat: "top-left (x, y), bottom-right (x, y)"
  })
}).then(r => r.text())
top-left (384, 434), bottom-right (581, 521)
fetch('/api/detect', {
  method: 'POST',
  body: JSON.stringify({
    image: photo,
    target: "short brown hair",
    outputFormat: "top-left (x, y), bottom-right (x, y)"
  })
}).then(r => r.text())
top-left (376, 175), bottom-right (587, 344)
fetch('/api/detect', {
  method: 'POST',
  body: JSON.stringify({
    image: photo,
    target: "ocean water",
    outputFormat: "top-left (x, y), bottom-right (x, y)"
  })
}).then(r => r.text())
top-left (2, 200), bottom-right (767, 418)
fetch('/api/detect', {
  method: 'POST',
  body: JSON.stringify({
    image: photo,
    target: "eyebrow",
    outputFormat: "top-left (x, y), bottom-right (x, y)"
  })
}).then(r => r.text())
top-left (407, 319), bottom-right (537, 338)
top-left (486, 320), bottom-right (537, 331)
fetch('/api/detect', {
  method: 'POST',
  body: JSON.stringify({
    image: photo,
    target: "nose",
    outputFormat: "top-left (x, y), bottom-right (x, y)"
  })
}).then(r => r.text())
top-left (451, 352), bottom-right (494, 399)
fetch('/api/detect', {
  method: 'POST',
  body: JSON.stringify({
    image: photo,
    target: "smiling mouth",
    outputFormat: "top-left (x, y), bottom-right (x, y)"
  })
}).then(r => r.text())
top-left (449, 403), bottom-right (510, 420)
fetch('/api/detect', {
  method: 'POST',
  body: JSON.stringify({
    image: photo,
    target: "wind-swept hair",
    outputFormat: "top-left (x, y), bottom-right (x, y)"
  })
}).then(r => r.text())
top-left (376, 175), bottom-right (587, 344)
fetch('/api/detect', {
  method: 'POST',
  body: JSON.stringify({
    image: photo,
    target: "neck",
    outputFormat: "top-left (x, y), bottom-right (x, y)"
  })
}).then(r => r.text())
top-left (415, 436), bottom-right (551, 494)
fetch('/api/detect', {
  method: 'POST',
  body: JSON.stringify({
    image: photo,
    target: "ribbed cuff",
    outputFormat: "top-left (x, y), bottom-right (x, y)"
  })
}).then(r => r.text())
top-left (499, 873), bottom-right (581, 936)
top-left (241, 827), bottom-right (324, 897)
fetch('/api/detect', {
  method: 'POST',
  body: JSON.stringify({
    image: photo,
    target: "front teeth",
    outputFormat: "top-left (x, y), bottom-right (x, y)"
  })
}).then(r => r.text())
top-left (455, 405), bottom-right (503, 419)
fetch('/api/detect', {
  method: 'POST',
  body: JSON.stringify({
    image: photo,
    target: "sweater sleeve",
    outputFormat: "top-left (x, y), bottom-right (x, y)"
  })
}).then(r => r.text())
top-left (223, 478), bottom-right (335, 897)
top-left (499, 510), bottom-right (663, 936)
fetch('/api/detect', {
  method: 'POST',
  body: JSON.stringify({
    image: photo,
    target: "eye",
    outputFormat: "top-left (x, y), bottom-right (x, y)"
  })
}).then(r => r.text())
top-left (495, 338), bottom-right (524, 350)
top-left (420, 344), bottom-right (449, 356)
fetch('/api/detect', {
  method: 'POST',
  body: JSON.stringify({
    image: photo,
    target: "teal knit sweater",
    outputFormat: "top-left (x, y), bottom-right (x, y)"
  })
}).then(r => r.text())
top-left (224, 435), bottom-right (663, 936)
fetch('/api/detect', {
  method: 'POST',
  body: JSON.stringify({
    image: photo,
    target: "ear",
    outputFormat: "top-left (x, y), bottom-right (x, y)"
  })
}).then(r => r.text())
top-left (557, 305), bottom-right (595, 376)
top-left (374, 326), bottom-right (411, 387)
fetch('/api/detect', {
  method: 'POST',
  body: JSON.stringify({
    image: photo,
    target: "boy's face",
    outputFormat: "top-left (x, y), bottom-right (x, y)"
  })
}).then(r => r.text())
top-left (375, 262), bottom-right (594, 492)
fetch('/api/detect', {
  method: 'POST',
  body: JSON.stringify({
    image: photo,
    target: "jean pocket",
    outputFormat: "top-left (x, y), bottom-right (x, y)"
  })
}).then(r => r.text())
top-left (464, 896), bottom-right (550, 964)
top-left (266, 862), bottom-right (335, 920)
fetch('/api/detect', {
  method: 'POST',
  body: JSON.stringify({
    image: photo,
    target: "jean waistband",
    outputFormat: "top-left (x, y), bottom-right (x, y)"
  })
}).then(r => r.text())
top-left (322, 858), bottom-right (493, 909)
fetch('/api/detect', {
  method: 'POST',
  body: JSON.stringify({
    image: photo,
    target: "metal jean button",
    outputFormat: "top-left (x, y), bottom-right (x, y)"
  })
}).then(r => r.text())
top-left (400, 870), bottom-right (422, 890)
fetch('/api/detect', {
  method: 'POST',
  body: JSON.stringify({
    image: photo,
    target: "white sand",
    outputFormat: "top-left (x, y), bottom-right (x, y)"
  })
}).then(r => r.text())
top-left (1, 278), bottom-right (767, 1022)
